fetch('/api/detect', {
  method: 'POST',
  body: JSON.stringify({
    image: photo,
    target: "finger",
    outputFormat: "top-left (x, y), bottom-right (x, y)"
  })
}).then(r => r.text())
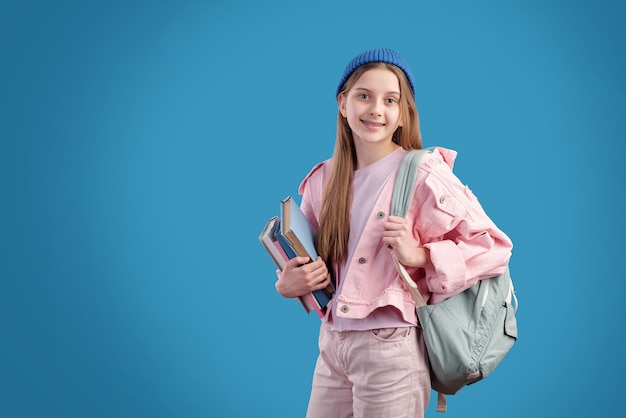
top-left (387, 215), bottom-right (406, 224)
top-left (385, 219), bottom-right (407, 232)
top-left (287, 256), bottom-right (310, 268)
top-left (312, 274), bottom-right (331, 291)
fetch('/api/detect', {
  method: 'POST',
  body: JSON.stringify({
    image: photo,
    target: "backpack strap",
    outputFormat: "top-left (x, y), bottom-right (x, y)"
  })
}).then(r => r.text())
top-left (389, 148), bottom-right (433, 308)
top-left (436, 392), bottom-right (447, 412)
top-left (391, 148), bottom-right (433, 218)
top-left (390, 148), bottom-right (449, 413)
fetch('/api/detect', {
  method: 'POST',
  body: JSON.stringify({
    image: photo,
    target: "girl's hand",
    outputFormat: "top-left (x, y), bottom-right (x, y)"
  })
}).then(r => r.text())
top-left (275, 256), bottom-right (331, 298)
top-left (383, 215), bottom-right (430, 268)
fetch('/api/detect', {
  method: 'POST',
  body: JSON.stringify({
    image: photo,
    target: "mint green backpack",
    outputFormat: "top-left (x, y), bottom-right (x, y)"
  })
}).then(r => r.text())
top-left (390, 149), bottom-right (518, 412)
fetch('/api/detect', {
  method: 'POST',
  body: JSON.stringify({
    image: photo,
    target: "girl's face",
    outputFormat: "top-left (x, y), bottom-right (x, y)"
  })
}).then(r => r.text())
top-left (338, 68), bottom-right (403, 148)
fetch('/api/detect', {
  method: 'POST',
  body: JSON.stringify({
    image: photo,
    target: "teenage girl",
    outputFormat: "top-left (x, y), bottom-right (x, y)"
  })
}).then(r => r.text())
top-left (275, 48), bottom-right (513, 418)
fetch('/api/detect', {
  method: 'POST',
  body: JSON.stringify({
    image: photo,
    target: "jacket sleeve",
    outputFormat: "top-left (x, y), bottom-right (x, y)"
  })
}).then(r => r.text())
top-left (414, 150), bottom-right (513, 300)
top-left (298, 160), bottom-right (327, 230)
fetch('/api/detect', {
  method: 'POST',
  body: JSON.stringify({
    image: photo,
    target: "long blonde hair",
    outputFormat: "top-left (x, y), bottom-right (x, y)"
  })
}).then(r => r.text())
top-left (316, 62), bottom-right (423, 264)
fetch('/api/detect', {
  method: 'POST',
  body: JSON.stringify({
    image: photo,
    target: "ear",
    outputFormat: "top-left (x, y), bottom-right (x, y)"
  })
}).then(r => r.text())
top-left (337, 93), bottom-right (347, 118)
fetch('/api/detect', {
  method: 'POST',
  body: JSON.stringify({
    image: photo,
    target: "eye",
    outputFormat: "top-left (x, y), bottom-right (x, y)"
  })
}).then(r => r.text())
top-left (358, 93), bottom-right (369, 100)
top-left (386, 97), bottom-right (398, 104)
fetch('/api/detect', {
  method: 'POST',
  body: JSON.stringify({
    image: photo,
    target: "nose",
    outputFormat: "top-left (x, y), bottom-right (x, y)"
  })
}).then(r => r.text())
top-left (370, 99), bottom-right (383, 116)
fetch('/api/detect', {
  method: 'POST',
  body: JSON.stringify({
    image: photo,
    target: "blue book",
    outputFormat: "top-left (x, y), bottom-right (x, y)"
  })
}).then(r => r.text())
top-left (273, 221), bottom-right (297, 259)
top-left (280, 195), bottom-right (318, 262)
top-left (279, 196), bottom-right (334, 305)
top-left (272, 218), bottom-right (331, 308)
top-left (260, 216), bottom-right (319, 315)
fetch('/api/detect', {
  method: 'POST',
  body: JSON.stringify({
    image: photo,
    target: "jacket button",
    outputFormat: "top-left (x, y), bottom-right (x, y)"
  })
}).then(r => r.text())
top-left (439, 196), bottom-right (446, 204)
top-left (358, 257), bottom-right (366, 264)
top-left (340, 305), bottom-right (349, 313)
top-left (376, 211), bottom-right (385, 219)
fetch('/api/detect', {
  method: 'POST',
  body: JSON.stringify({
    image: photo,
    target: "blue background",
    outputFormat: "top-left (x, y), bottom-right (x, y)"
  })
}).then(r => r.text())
top-left (1, 0), bottom-right (624, 416)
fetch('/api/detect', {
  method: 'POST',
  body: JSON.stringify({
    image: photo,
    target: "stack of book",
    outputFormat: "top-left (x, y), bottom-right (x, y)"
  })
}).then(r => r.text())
top-left (259, 196), bottom-right (335, 318)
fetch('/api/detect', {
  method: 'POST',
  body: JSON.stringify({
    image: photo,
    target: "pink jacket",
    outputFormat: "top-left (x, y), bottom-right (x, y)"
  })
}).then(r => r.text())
top-left (298, 147), bottom-right (513, 323)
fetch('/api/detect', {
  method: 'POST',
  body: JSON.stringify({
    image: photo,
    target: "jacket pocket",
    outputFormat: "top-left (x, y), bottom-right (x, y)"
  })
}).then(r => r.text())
top-left (421, 174), bottom-right (466, 238)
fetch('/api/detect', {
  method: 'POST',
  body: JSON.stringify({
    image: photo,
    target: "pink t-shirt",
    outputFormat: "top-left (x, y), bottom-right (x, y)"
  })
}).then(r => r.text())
top-left (328, 148), bottom-right (410, 331)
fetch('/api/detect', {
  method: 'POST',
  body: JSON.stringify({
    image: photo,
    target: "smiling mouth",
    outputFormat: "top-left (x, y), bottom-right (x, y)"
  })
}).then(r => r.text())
top-left (362, 120), bottom-right (385, 127)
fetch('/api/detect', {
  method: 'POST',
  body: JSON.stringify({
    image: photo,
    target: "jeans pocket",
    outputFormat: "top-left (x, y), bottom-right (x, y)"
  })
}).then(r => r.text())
top-left (371, 326), bottom-right (412, 342)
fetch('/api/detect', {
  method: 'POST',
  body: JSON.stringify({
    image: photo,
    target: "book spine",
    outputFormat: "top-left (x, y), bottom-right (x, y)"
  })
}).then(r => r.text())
top-left (275, 230), bottom-right (297, 259)
top-left (303, 294), bottom-right (325, 319)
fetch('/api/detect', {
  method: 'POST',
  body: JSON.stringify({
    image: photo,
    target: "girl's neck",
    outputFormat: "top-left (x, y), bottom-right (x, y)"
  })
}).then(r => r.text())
top-left (355, 142), bottom-right (400, 170)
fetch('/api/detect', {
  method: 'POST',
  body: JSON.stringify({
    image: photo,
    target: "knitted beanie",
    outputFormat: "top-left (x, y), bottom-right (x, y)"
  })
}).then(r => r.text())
top-left (336, 48), bottom-right (415, 97)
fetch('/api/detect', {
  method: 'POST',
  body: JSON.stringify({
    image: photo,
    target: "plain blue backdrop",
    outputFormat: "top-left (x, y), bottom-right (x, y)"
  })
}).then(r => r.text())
top-left (1, 0), bottom-right (624, 417)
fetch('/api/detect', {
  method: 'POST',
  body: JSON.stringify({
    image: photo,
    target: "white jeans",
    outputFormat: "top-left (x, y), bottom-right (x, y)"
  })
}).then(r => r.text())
top-left (306, 323), bottom-right (431, 418)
